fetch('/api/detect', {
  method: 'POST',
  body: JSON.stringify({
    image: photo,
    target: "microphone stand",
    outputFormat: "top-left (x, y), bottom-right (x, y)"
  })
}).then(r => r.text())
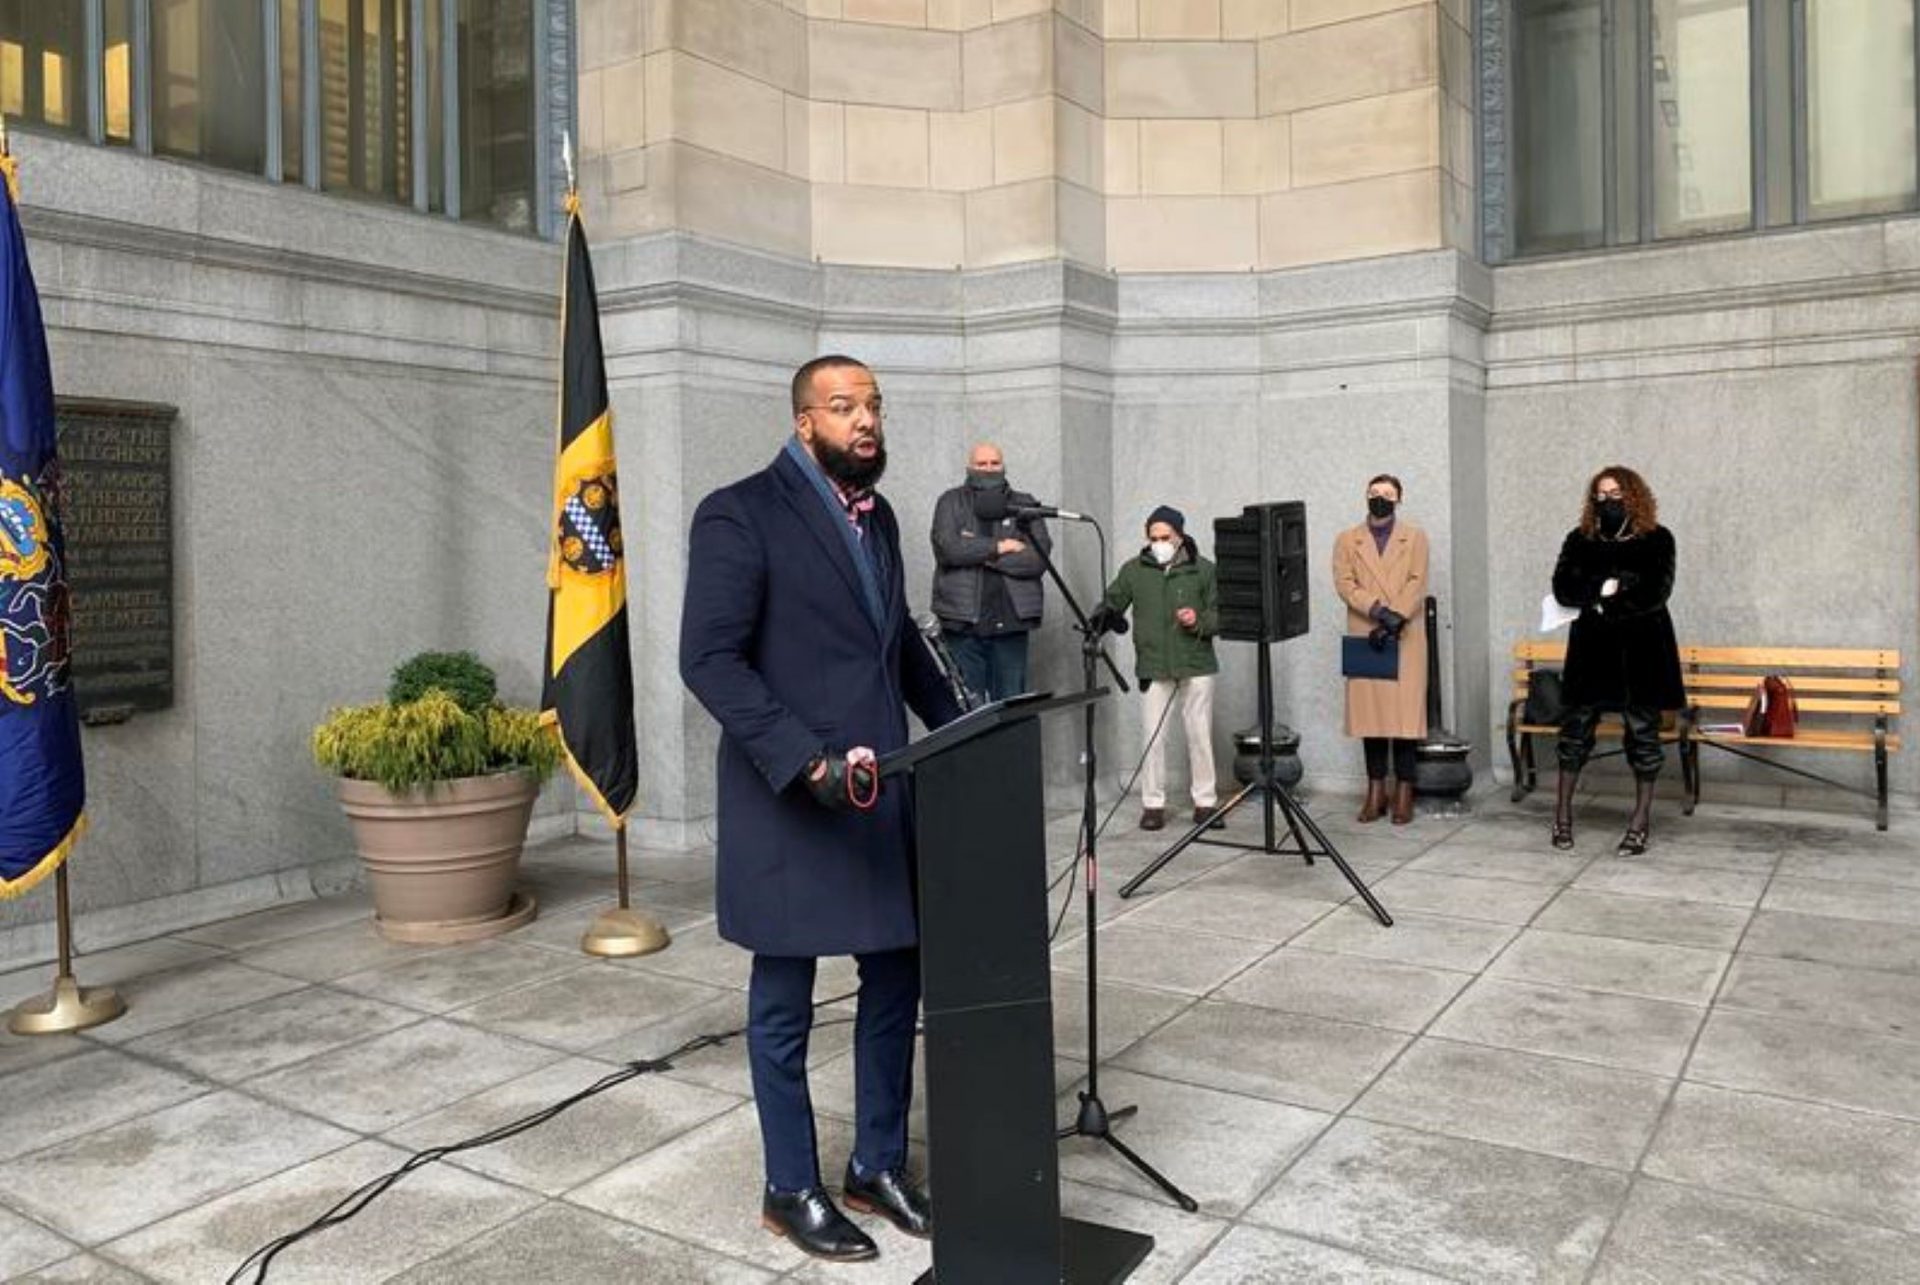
top-left (1016, 513), bottom-right (1198, 1214)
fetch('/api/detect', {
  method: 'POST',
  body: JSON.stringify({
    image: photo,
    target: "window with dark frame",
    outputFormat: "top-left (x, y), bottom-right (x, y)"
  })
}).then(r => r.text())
top-left (0, 0), bottom-right (549, 237)
top-left (1500, 0), bottom-right (1919, 259)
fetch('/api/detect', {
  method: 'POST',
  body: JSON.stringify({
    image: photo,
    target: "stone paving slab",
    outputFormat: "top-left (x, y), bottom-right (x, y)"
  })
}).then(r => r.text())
top-left (448, 965), bottom-right (735, 1053)
top-left (0, 1205), bottom-right (76, 1279)
top-left (1246, 1118), bottom-right (1630, 1283)
top-left (332, 941), bottom-right (593, 1016)
top-left (0, 1047), bottom-right (206, 1163)
top-left (1181, 1224), bottom-right (1449, 1283)
top-left (1353, 1039), bottom-right (1672, 1170)
top-left (1365, 869), bottom-right (1560, 925)
top-left (566, 1104), bottom-right (811, 1273)
top-left (1762, 875), bottom-right (1920, 925)
top-left (1687, 1009), bottom-right (1920, 1122)
top-left (385, 1056), bottom-right (742, 1197)
top-left (1220, 946), bottom-right (1472, 1033)
top-left (236, 921), bottom-right (453, 983)
top-left (1642, 1081), bottom-right (1920, 1234)
top-left (389, 1202), bottom-right (776, 1283)
top-left (1054, 1068), bottom-right (1330, 1216)
top-left (1590, 1179), bottom-right (1920, 1284)
top-left (1532, 888), bottom-right (1751, 949)
top-left (1112, 998), bottom-right (1408, 1112)
top-left (1431, 976), bottom-right (1706, 1076)
top-left (1290, 907), bottom-right (1519, 973)
top-left (1050, 922), bottom-right (1274, 996)
top-left (87, 958), bottom-right (308, 1044)
top-left (126, 985), bottom-right (421, 1084)
top-left (243, 1019), bottom-right (562, 1134)
top-left (9, 1254), bottom-right (148, 1283)
top-left (0, 1090), bottom-right (353, 1243)
top-left (1741, 908), bottom-right (1920, 974)
top-left (1716, 952), bottom-right (1920, 1039)
top-left (1112, 884), bottom-right (1335, 944)
top-left (101, 1139), bottom-right (540, 1285)
top-left (1488, 928), bottom-right (1729, 1005)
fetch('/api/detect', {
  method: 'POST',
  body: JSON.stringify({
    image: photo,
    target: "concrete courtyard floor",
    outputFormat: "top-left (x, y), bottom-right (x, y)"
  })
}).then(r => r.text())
top-left (3, 788), bottom-right (1920, 1283)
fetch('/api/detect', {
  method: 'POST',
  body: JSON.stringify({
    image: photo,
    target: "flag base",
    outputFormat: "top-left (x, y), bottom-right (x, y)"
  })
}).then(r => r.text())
top-left (9, 974), bottom-right (126, 1036)
top-left (581, 907), bottom-right (670, 958)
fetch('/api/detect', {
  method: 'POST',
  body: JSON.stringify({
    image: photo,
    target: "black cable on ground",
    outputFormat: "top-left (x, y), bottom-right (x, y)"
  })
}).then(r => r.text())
top-left (225, 991), bottom-right (860, 1285)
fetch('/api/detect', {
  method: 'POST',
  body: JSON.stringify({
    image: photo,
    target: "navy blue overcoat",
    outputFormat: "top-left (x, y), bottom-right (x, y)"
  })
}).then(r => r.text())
top-left (679, 445), bottom-right (963, 957)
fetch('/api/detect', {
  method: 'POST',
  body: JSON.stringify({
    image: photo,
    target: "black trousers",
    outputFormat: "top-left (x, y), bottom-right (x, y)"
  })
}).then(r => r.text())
top-left (1558, 705), bottom-right (1664, 780)
top-left (748, 948), bottom-right (919, 1191)
top-left (1363, 737), bottom-right (1419, 782)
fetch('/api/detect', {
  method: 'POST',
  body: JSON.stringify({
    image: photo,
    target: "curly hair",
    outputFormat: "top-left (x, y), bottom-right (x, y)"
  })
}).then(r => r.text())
top-left (1580, 465), bottom-right (1658, 537)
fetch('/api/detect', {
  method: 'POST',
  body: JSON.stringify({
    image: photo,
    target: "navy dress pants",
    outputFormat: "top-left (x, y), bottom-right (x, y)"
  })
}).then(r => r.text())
top-left (748, 947), bottom-right (920, 1191)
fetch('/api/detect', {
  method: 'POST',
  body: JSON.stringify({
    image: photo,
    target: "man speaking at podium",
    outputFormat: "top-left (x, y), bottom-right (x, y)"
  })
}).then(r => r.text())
top-left (680, 355), bottom-right (965, 1263)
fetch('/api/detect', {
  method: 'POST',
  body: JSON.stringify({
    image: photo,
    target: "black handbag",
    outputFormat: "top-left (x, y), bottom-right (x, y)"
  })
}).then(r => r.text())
top-left (1341, 635), bottom-right (1400, 680)
top-left (1523, 670), bottom-right (1567, 725)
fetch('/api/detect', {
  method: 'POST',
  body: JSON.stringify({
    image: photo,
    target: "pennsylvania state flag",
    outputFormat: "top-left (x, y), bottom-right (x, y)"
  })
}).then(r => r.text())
top-left (539, 197), bottom-right (637, 825)
top-left (0, 152), bottom-right (86, 898)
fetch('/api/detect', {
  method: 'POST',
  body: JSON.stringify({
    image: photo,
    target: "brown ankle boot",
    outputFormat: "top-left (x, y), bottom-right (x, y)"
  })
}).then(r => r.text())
top-left (1357, 780), bottom-right (1387, 823)
top-left (1390, 780), bottom-right (1415, 825)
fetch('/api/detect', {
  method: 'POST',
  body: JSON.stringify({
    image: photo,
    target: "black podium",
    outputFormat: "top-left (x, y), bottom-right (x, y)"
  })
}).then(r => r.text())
top-left (881, 692), bottom-right (1154, 1285)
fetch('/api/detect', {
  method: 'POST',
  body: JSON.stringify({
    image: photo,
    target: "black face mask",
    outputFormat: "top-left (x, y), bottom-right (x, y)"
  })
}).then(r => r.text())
top-left (1596, 498), bottom-right (1627, 532)
top-left (974, 488), bottom-right (1009, 523)
top-left (1367, 496), bottom-right (1396, 520)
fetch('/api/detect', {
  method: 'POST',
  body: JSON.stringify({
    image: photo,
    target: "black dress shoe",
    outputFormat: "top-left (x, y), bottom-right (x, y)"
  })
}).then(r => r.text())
top-left (842, 1163), bottom-right (933, 1239)
top-left (762, 1186), bottom-right (878, 1261)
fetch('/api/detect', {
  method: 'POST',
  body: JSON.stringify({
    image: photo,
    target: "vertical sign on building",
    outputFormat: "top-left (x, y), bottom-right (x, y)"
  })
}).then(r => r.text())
top-left (54, 399), bottom-right (175, 721)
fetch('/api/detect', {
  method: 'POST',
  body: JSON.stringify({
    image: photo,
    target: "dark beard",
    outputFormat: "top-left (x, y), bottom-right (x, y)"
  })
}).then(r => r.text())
top-left (815, 436), bottom-right (887, 489)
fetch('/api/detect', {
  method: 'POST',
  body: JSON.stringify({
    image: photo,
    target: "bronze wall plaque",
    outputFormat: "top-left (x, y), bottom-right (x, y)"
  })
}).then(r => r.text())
top-left (55, 399), bottom-right (175, 720)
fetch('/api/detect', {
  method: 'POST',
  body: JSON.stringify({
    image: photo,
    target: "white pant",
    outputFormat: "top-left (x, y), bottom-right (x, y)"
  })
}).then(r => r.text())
top-left (1139, 675), bottom-right (1217, 809)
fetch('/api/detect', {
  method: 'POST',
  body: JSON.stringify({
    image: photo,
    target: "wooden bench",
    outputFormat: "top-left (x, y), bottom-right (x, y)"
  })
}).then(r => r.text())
top-left (1508, 642), bottom-right (1902, 829)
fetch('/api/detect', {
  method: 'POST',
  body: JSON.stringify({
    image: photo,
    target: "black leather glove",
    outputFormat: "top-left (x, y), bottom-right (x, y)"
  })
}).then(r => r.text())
top-left (1377, 607), bottom-right (1408, 636)
top-left (804, 752), bottom-right (877, 812)
top-left (1368, 625), bottom-right (1392, 651)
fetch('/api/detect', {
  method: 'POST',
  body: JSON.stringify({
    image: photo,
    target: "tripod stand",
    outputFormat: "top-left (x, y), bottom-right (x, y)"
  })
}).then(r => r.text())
top-left (1019, 515), bottom-right (1199, 1214)
top-left (1117, 638), bottom-right (1393, 927)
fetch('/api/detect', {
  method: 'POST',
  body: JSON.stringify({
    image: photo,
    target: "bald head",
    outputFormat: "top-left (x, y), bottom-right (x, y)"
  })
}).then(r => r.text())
top-left (968, 443), bottom-right (1004, 473)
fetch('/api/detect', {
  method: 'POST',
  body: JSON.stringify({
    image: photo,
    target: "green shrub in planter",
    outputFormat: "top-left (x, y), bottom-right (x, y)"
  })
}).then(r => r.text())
top-left (313, 653), bottom-right (559, 794)
top-left (387, 650), bottom-right (497, 713)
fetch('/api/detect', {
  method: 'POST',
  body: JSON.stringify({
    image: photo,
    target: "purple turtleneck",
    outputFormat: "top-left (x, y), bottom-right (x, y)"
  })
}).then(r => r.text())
top-left (1369, 516), bottom-right (1394, 555)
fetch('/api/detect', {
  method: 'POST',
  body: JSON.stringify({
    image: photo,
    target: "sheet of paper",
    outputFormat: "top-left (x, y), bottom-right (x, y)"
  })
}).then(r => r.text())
top-left (1539, 593), bottom-right (1580, 633)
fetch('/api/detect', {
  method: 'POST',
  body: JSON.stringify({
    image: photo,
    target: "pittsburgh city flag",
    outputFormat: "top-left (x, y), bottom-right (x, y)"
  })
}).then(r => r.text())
top-left (539, 196), bottom-right (637, 825)
top-left (0, 150), bottom-right (86, 898)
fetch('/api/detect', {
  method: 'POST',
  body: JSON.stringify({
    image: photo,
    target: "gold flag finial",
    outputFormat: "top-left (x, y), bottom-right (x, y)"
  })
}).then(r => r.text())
top-left (562, 130), bottom-right (579, 216)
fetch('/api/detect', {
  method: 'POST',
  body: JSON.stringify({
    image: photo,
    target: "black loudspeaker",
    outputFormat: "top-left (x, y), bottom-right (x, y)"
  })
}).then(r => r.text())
top-left (1213, 501), bottom-right (1309, 643)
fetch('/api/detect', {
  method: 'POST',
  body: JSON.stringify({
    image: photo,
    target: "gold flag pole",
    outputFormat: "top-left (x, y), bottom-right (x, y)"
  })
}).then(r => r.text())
top-left (9, 865), bottom-right (126, 1035)
top-left (556, 129), bottom-right (667, 960)
top-left (581, 826), bottom-right (668, 957)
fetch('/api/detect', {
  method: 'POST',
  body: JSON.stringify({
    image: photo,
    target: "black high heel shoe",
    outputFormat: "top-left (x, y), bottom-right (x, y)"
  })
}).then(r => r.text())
top-left (1617, 826), bottom-right (1648, 857)
top-left (1551, 814), bottom-right (1575, 851)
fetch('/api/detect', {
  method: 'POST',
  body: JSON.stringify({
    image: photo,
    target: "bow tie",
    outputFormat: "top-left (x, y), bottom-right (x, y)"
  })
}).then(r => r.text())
top-left (844, 490), bottom-right (875, 519)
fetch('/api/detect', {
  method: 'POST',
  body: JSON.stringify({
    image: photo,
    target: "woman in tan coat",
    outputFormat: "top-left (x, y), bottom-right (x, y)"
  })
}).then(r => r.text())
top-left (1331, 474), bottom-right (1429, 824)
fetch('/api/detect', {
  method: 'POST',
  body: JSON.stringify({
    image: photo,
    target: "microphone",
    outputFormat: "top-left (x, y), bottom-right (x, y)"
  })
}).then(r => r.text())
top-left (1009, 503), bottom-right (1093, 523)
top-left (1088, 602), bottom-right (1130, 637)
top-left (914, 613), bottom-right (979, 711)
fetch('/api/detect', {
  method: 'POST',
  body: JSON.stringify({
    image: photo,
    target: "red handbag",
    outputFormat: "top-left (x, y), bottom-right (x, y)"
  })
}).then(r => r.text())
top-left (1742, 676), bottom-right (1798, 738)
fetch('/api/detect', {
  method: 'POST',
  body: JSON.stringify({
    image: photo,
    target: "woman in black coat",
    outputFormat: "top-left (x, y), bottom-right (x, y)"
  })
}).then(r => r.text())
top-left (1549, 466), bottom-right (1684, 856)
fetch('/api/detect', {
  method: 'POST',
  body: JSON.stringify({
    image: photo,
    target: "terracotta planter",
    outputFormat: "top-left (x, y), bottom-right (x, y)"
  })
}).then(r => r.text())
top-left (335, 771), bottom-right (540, 944)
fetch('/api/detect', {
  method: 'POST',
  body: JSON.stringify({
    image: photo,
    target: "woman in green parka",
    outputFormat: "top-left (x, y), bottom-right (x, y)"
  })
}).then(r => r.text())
top-left (1099, 505), bottom-right (1221, 832)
